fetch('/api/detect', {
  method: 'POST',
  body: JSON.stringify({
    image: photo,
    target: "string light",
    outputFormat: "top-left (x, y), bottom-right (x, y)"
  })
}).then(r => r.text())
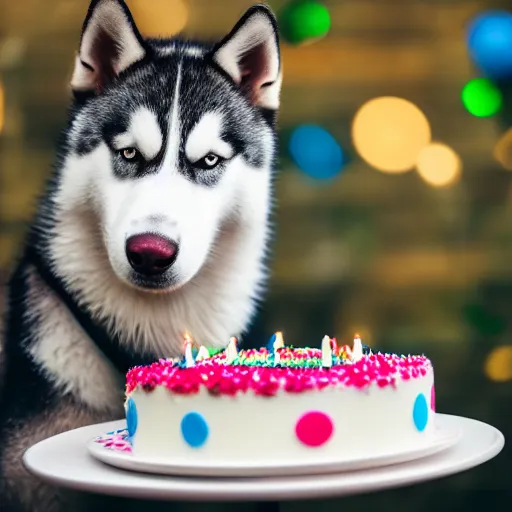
top-left (416, 142), bottom-right (462, 188)
top-left (127, 0), bottom-right (188, 37)
top-left (351, 97), bottom-right (431, 174)
top-left (484, 346), bottom-right (512, 382)
top-left (461, 78), bottom-right (502, 118)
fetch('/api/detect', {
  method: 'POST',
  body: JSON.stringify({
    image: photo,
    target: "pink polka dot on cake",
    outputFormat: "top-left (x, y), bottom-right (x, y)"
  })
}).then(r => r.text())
top-left (295, 411), bottom-right (333, 447)
top-left (431, 385), bottom-right (436, 411)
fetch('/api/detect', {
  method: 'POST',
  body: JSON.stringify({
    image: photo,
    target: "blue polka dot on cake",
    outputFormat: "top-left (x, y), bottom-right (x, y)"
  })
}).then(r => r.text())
top-left (413, 393), bottom-right (429, 432)
top-left (125, 397), bottom-right (138, 437)
top-left (181, 412), bottom-right (209, 448)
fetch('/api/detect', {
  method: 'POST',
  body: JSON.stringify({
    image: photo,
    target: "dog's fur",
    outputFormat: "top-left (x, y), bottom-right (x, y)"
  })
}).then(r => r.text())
top-left (0, 1), bottom-right (281, 510)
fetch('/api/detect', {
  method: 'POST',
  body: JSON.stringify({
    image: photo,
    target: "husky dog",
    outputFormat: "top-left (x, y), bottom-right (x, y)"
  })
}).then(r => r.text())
top-left (0, 0), bottom-right (281, 510)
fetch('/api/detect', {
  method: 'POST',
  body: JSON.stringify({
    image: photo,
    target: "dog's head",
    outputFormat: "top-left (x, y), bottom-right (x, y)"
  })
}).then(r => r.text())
top-left (60, 0), bottom-right (281, 292)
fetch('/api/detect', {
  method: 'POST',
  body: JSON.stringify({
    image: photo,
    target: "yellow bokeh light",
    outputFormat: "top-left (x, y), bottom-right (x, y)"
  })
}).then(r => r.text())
top-left (351, 96), bottom-right (431, 174)
top-left (415, 142), bottom-right (462, 187)
top-left (0, 79), bottom-right (4, 134)
top-left (127, 0), bottom-right (188, 37)
top-left (484, 346), bottom-right (512, 382)
top-left (493, 128), bottom-right (512, 171)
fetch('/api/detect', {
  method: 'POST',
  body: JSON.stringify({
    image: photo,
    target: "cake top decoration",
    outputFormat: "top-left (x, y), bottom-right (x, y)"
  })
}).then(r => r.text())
top-left (178, 331), bottom-right (371, 369)
top-left (125, 331), bottom-right (432, 397)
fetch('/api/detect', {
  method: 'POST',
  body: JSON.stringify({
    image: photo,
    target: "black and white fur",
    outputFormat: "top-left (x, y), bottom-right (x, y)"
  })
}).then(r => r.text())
top-left (0, 1), bottom-right (281, 510)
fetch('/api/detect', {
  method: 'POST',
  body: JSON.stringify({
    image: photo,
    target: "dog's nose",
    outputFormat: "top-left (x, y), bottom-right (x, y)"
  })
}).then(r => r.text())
top-left (125, 234), bottom-right (178, 276)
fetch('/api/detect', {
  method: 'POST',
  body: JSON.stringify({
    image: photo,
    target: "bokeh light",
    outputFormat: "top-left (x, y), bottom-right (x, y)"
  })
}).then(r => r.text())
top-left (493, 128), bottom-right (512, 171)
top-left (416, 143), bottom-right (462, 188)
top-left (467, 10), bottom-right (512, 79)
top-left (461, 78), bottom-right (503, 117)
top-left (127, 0), bottom-right (188, 37)
top-left (0, 37), bottom-right (25, 68)
top-left (289, 125), bottom-right (345, 180)
top-left (0, 80), bottom-right (4, 134)
top-left (279, 1), bottom-right (331, 45)
top-left (463, 303), bottom-right (506, 336)
top-left (351, 97), bottom-right (431, 174)
top-left (484, 346), bottom-right (512, 382)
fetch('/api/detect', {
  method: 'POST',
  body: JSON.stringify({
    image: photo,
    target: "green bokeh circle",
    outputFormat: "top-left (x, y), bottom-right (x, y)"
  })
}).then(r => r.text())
top-left (461, 78), bottom-right (503, 117)
top-left (279, 1), bottom-right (331, 45)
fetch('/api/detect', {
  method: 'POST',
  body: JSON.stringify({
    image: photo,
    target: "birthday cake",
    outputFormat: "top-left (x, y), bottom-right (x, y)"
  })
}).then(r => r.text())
top-left (108, 334), bottom-right (436, 467)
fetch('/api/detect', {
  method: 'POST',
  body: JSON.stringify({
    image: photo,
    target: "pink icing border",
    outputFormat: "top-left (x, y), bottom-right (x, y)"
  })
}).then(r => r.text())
top-left (126, 351), bottom-right (432, 397)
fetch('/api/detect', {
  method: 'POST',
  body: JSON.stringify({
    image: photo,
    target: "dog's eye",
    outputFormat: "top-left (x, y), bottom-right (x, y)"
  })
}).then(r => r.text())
top-left (195, 153), bottom-right (223, 170)
top-left (120, 148), bottom-right (139, 161)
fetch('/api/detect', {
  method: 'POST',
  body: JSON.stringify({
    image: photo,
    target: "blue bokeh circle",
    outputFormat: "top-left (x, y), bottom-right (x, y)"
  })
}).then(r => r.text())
top-left (289, 124), bottom-right (345, 180)
top-left (467, 10), bottom-right (512, 79)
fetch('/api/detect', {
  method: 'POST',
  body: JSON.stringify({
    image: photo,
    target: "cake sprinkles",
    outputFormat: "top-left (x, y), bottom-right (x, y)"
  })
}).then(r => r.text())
top-left (126, 333), bottom-right (432, 397)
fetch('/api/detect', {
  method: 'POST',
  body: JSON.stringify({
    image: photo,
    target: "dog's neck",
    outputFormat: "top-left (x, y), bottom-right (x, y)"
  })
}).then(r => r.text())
top-left (44, 202), bottom-right (270, 359)
top-left (24, 245), bottom-right (156, 374)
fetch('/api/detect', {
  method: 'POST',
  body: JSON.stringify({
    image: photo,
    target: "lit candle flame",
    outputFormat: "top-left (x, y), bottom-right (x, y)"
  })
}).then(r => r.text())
top-left (321, 335), bottom-right (332, 368)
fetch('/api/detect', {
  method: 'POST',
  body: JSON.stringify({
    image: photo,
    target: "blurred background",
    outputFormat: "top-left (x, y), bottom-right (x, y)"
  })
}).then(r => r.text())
top-left (1, 0), bottom-right (511, 510)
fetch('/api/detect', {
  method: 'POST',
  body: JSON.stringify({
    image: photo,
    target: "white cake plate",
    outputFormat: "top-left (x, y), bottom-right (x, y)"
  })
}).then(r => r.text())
top-left (86, 420), bottom-right (461, 477)
top-left (23, 414), bottom-right (504, 502)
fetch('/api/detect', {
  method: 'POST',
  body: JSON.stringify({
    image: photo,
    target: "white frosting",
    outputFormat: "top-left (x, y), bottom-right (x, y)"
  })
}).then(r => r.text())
top-left (127, 369), bottom-right (435, 464)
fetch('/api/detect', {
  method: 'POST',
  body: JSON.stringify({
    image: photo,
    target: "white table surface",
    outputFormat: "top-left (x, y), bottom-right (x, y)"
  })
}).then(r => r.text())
top-left (23, 414), bottom-right (504, 502)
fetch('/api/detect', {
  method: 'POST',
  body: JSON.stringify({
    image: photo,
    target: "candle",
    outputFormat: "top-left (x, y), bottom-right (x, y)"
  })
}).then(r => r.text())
top-left (273, 331), bottom-right (284, 350)
top-left (273, 331), bottom-right (284, 366)
top-left (321, 335), bottom-right (332, 368)
top-left (184, 332), bottom-right (195, 368)
top-left (196, 346), bottom-right (210, 361)
top-left (225, 336), bottom-right (238, 363)
top-left (266, 333), bottom-right (276, 351)
top-left (330, 337), bottom-right (338, 355)
top-left (351, 334), bottom-right (364, 363)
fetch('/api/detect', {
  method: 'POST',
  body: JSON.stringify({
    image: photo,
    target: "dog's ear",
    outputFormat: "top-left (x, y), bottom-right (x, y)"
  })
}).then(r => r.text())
top-left (211, 5), bottom-right (282, 110)
top-left (70, 0), bottom-right (147, 94)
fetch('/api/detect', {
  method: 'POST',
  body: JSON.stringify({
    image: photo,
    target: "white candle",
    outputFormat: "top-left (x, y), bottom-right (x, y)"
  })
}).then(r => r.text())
top-left (351, 334), bottom-right (364, 363)
top-left (196, 346), bottom-right (210, 361)
top-left (273, 331), bottom-right (284, 366)
top-left (225, 336), bottom-right (238, 363)
top-left (321, 335), bottom-right (332, 368)
top-left (273, 331), bottom-right (284, 350)
top-left (184, 335), bottom-right (195, 368)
